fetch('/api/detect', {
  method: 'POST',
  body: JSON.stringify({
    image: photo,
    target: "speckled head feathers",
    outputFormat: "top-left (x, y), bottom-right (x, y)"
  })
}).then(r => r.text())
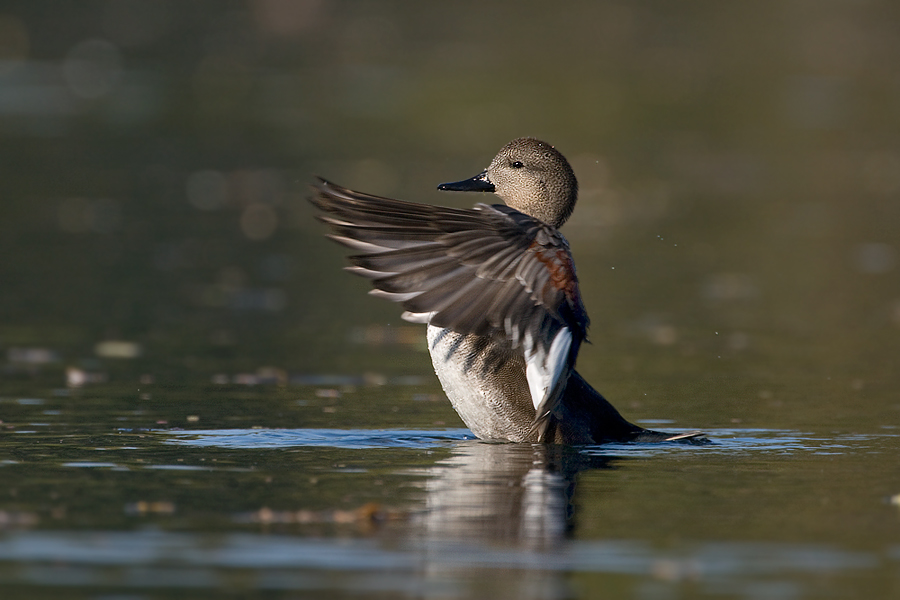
top-left (485, 138), bottom-right (578, 228)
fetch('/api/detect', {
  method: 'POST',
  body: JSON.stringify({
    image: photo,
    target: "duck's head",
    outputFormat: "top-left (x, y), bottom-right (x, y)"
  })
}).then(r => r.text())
top-left (438, 137), bottom-right (578, 228)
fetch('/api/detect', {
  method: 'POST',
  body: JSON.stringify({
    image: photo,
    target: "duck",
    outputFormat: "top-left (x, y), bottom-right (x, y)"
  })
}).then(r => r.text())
top-left (310, 137), bottom-right (702, 444)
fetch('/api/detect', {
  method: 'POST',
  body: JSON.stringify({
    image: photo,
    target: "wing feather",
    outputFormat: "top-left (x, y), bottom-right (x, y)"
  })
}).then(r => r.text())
top-left (311, 178), bottom-right (590, 431)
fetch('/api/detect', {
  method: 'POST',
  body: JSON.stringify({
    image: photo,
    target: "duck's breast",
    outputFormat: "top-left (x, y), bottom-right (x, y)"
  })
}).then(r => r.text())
top-left (426, 325), bottom-right (537, 442)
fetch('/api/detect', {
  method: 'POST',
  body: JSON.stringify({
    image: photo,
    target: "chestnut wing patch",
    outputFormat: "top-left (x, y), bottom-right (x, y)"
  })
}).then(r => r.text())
top-left (310, 179), bottom-right (589, 349)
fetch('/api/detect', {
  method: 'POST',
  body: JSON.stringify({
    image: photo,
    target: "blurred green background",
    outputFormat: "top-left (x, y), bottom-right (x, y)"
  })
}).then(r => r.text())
top-left (1, 0), bottom-right (898, 429)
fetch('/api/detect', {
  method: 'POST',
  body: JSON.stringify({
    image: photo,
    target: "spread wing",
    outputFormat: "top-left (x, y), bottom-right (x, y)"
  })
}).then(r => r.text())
top-left (310, 178), bottom-right (589, 435)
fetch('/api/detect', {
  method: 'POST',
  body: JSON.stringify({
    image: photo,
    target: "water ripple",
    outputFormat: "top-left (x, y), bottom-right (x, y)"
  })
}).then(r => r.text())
top-left (162, 427), bottom-right (896, 455)
top-left (0, 530), bottom-right (880, 581)
top-left (165, 428), bottom-right (474, 450)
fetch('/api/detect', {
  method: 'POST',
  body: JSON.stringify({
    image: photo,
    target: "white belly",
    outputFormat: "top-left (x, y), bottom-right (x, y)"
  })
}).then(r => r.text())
top-left (426, 325), bottom-right (536, 442)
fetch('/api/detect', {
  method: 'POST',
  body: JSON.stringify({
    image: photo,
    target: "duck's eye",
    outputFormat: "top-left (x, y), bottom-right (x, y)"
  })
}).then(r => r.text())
top-left (511, 161), bottom-right (524, 168)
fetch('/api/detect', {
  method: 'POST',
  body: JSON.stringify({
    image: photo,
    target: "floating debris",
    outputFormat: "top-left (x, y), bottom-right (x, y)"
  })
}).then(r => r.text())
top-left (66, 367), bottom-right (108, 387)
top-left (211, 371), bottom-right (425, 387)
top-left (95, 340), bottom-right (142, 359)
top-left (124, 501), bottom-right (176, 516)
top-left (211, 367), bottom-right (287, 385)
top-left (234, 503), bottom-right (406, 529)
top-left (0, 510), bottom-right (39, 528)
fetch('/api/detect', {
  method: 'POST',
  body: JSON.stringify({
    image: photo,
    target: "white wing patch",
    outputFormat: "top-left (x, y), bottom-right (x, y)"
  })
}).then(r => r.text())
top-left (401, 310), bottom-right (437, 324)
top-left (524, 327), bottom-right (572, 419)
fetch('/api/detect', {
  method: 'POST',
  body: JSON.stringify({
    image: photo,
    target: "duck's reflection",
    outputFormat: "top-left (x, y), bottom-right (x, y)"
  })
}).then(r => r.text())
top-left (417, 441), bottom-right (615, 548)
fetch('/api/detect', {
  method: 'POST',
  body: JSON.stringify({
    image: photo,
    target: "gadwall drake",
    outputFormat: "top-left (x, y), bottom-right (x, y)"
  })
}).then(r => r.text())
top-left (311, 137), bottom-right (702, 444)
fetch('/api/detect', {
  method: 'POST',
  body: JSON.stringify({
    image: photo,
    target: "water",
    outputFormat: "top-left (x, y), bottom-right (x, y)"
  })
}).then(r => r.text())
top-left (2, 1), bottom-right (900, 598)
top-left (2, 408), bottom-right (899, 598)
